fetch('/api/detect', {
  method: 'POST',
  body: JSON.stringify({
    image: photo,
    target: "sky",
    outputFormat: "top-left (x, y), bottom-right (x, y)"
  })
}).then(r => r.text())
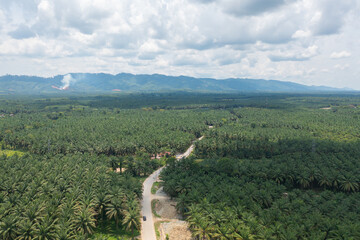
top-left (0, 0), bottom-right (359, 89)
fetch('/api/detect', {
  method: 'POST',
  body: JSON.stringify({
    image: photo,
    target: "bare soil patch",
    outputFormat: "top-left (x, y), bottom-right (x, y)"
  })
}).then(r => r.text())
top-left (161, 221), bottom-right (192, 240)
top-left (115, 168), bottom-right (126, 173)
top-left (155, 199), bottom-right (182, 220)
top-left (153, 187), bottom-right (192, 240)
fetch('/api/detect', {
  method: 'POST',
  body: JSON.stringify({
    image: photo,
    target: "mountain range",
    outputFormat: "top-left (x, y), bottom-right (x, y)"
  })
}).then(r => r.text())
top-left (0, 73), bottom-right (351, 94)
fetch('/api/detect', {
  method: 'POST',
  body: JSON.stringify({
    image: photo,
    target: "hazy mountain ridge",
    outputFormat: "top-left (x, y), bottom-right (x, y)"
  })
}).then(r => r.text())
top-left (0, 73), bottom-right (350, 93)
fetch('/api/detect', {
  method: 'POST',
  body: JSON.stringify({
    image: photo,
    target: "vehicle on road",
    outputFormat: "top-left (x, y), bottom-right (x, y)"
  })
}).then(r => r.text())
top-left (143, 216), bottom-right (147, 221)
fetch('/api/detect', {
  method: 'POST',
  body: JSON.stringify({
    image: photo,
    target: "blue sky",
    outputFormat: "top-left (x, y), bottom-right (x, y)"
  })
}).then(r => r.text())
top-left (0, 0), bottom-right (359, 89)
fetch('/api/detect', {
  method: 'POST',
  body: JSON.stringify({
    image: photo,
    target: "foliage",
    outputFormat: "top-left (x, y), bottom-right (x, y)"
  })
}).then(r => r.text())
top-left (151, 182), bottom-right (161, 195)
top-left (151, 200), bottom-right (161, 218)
top-left (1, 92), bottom-right (360, 239)
top-left (160, 95), bottom-right (360, 239)
top-left (0, 154), bottom-right (142, 239)
top-left (162, 157), bottom-right (360, 239)
top-left (0, 107), bottom-right (230, 156)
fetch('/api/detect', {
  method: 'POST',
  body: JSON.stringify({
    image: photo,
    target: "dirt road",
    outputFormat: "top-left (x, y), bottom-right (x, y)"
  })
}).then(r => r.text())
top-left (140, 136), bottom-right (203, 240)
top-left (141, 168), bottom-right (163, 240)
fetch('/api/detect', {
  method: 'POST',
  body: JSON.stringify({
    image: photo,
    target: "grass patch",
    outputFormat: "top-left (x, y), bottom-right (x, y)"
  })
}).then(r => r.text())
top-left (152, 199), bottom-right (161, 218)
top-left (91, 219), bottom-right (139, 240)
top-left (155, 221), bottom-right (161, 240)
top-left (0, 149), bottom-right (25, 157)
top-left (151, 182), bottom-right (161, 194)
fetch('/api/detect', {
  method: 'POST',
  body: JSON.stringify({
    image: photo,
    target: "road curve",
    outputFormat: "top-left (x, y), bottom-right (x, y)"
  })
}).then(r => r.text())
top-left (140, 136), bottom-right (203, 240)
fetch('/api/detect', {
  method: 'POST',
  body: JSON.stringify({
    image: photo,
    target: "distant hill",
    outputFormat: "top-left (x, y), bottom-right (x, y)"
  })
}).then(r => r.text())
top-left (0, 73), bottom-right (351, 94)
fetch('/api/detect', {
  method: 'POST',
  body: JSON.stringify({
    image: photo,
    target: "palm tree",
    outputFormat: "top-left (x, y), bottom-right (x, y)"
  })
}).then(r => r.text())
top-left (330, 173), bottom-right (340, 190)
top-left (122, 204), bottom-right (140, 240)
top-left (197, 198), bottom-right (211, 215)
top-left (55, 220), bottom-right (74, 240)
top-left (175, 179), bottom-right (190, 194)
top-left (232, 204), bottom-right (245, 219)
top-left (339, 176), bottom-right (359, 192)
top-left (175, 193), bottom-right (189, 214)
top-left (318, 174), bottom-right (331, 189)
top-left (94, 191), bottom-right (110, 221)
top-left (212, 224), bottom-right (233, 240)
top-left (191, 217), bottom-right (213, 240)
top-left (0, 215), bottom-right (18, 240)
top-left (80, 190), bottom-right (95, 209)
top-left (106, 197), bottom-right (123, 229)
top-left (163, 180), bottom-right (177, 199)
top-left (110, 157), bottom-right (119, 171)
top-left (269, 222), bottom-right (286, 240)
top-left (186, 204), bottom-right (202, 218)
top-left (297, 175), bottom-right (310, 189)
top-left (72, 206), bottom-right (96, 238)
top-left (118, 156), bottom-right (125, 174)
top-left (257, 226), bottom-right (276, 240)
top-left (33, 216), bottom-right (57, 240)
top-left (234, 226), bottom-right (255, 240)
top-left (16, 220), bottom-right (35, 240)
top-left (208, 209), bottom-right (226, 227)
top-left (23, 203), bottom-right (44, 224)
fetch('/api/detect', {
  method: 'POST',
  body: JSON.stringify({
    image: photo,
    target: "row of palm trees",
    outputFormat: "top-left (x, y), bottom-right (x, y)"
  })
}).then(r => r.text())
top-left (185, 199), bottom-right (360, 240)
top-left (196, 105), bottom-right (360, 161)
top-left (1, 195), bottom-right (141, 240)
top-left (109, 154), bottom-right (163, 177)
top-left (211, 152), bottom-right (360, 192)
top-left (0, 154), bottom-right (143, 240)
top-left (161, 157), bottom-right (360, 239)
top-left (0, 107), bottom-right (232, 157)
top-left (186, 202), bottom-right (264, 240)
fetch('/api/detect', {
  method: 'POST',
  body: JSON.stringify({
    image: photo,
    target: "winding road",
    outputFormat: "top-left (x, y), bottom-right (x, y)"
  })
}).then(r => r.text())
top-left (140, 136), bottom-right (204, 240)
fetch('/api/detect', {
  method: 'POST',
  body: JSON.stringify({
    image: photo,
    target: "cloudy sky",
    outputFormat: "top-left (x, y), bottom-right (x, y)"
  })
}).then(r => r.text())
top-left (0, 0), bottom-right (359, 89)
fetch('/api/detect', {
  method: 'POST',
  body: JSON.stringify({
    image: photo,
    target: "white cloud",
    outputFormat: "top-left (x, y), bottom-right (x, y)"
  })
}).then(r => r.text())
top-left (171, 50), bottom-right (210, 66)
top-left (0, 0), bottom-right (359, 89)
top-left (269, 45), bottom-right (318, 62)
top-left (330, 51), bottom-right (352, 59)
top-left (0, 9), bottom-right (5, 29)
top-left (292, 30), bottom-right (311, 39)
top-left (0, 37), bottom-right (73, 57)
top-left (0, 38), bottom-right (46, 56)
top-left (334, 64), bottom-right (349, 70)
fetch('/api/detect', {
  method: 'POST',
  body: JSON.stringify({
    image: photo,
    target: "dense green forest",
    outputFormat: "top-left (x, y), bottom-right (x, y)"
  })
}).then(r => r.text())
top-left (1, 93), bottom-right (360, 239)
top-left (160, 95), bottom-right (360, 239)
top-left (0, 93), bottom-right (232, 239)
top-left (0, 108), bottom-right (231, 155)
top-left (0, 154), bottom-right (142, 239)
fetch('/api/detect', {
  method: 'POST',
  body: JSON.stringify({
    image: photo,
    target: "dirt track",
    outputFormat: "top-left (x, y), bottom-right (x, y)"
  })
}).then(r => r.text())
top-left (141, 136), bottom-right (204, 240)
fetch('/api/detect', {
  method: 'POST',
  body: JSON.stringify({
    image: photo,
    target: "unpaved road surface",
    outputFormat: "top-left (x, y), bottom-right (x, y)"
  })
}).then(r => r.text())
top-left (141, 136), bottom-right (203, 240)
top-left (175, 136), bottom-right (203, 160)
top-left (141, 167), bottom-right (163, 240)
top-left (154, 187), bottom-right (192, 240)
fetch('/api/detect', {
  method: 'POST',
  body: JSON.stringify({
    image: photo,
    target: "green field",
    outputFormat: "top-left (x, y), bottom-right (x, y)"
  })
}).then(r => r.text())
top-left (0, 93), bottom-right (359, 239)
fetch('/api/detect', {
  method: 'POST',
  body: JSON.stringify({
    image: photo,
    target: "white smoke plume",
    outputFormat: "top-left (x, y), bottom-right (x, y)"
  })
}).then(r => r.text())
top-left (52, 74), bottom-right (75, 90)
top-left (60, 74), bottom-right (75, 90)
